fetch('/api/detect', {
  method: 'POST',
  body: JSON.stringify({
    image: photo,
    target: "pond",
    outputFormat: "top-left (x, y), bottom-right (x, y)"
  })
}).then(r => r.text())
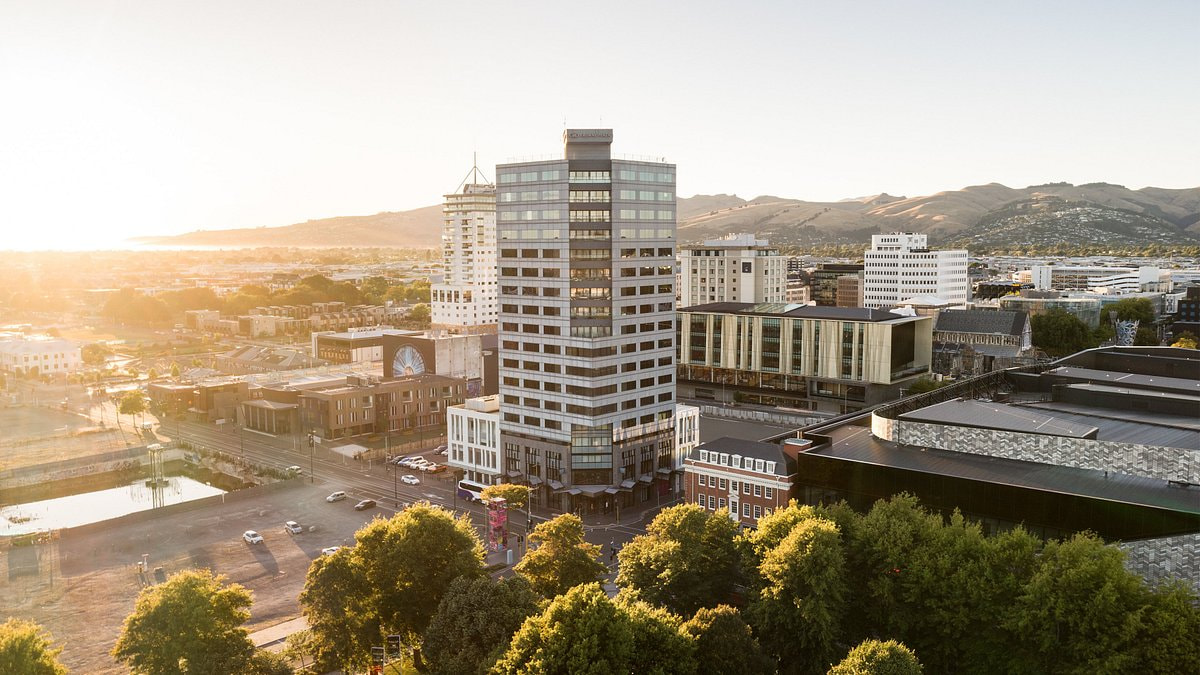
top-left (0, 476), bottom-right (226, 536)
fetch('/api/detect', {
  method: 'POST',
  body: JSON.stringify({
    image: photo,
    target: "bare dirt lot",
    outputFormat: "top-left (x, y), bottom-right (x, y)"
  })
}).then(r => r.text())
top-left (1, 480), bottom-right (389, 673)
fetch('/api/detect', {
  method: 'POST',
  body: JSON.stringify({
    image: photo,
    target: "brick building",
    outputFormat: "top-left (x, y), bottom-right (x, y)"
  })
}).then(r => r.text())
top-left (683, 437), bottom-right (800, 528)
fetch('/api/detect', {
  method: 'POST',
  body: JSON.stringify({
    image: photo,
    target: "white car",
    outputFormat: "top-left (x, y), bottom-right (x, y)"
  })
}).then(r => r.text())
top-left (321, 546), bottom-right (341, 556)
top-left (243, 530), bottom-right (264, 544)
top-left (284, 521), bottom-right (303, 534)
top-left (285, 466), bottom-right (302, 475)
top-left (401, 474), bottom-right (420, 485)
top-left (326, 491), bottom-right (347, 502)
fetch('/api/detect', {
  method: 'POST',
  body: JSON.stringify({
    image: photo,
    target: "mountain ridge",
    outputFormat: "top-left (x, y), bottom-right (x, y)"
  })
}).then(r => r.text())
top-left (131, 182), bottom-right (1200, 250)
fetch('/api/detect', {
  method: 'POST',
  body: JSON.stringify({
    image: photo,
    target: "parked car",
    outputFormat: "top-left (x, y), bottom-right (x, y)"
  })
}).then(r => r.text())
top-left (354, 499), bottom-right (376, 511)
top-left (401, 474), bottom-right (420, 485)
top-left (435, 445), bottom-right (448, 456)
top-left (424, 462), bottom-right (445, 473)
top-left (326, 491), bottom-right (347, 502)
top-left (285, 466), bottom-right (302, 475)
top-left (284, 521), bottom-right (303, 534)
top-left (243, 530), bottom-right (264, 544)
top-left (321, 546), bottom-right (341, 556)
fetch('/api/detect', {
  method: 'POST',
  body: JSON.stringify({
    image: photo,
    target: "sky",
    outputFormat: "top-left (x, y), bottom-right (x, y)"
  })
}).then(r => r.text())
top-left (1, 0), bottom-right (1197, 250)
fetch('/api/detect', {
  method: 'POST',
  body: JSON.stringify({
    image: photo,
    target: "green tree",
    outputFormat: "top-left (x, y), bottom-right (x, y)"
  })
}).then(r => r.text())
top-left (160, 287), bottom-right (222, 313)
top-left (0, 618), bottom-right (68, 675)
top-left (119, 391), bottom-right (146, 426)
top-left (1006, 532), bottom-right (1150, 674)
top-left (81, 342), bottom-right (112, 366)
top-left (1099, 297), bottom-right (1155, 326)
top-left (300, 503), bottom-right (485, 672)
top-left (616, 503), bottom-right (742, 615)
top-left (170, 362), bottom-right (181, 378)
top-left (747, 517), bottom-right (846, 675)
top-left (514, 513), bottom-right (607, 598)
top-left (112, 569), bottom-right (257, 675)
top-left (492, 583), bottom-right (696, 675)
top-left (828, 639), bottom-right (922, 675)
top-left (247, 651), bottom-right (294, 675)
top-left (299, 274), bottom-right (335, 293)
top-left (480, 483), bottom-right (531, 509)
top-left (362, 276), bottom-right (390, 304)
top-left (408, 303), bottom-right (431, 325)
top-left (1170, 331), bottom-right (1198, 349)
top-left (1132, 581), bottom-right (1200, 674)
top-left (681, 605), bottom-right (775, 675)
top-left (422, 576), bottom-right (541, 675)
top-left (904, 377), bottom-right (947, 395)
top-left (1031, 308), bottom-right (1095, 357)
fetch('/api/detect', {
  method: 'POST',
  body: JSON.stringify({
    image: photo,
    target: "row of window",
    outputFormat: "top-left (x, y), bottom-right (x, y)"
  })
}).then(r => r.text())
top-left (498, 228), bottom-right (672, 240)
top-left (500, 393), bottom-right (673, 423)
top-left (697, 495), bottom-right (766, 521)
top-left (697, 449), bottom-right (777, 474)
top-left (499, 169), bottom-right (563, 183)
top-left (696, 474), bottom-right (775, 499)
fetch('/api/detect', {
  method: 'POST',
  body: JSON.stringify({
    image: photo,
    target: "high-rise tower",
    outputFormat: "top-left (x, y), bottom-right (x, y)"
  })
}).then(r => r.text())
top-left (495, 129), bottom-right (677, 513)
top-left (431, 162), bottom-right (497, 333)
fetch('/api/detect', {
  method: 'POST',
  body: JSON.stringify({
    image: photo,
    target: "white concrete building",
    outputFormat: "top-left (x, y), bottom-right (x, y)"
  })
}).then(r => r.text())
top-left (680, 233), bottom-right (786, 307)
top-left (0, 335), bottom-right (82, 376)
top-left (863, 233), bottom-right (968, 309)
top-left (447, 395), bottom-right (501, 485)
top-left (672, 403), bottom-right (700, 493)
top-left (431, 164), bottom-right (498, 334)
top-left (1028, 264), bottom-right (1169, 294)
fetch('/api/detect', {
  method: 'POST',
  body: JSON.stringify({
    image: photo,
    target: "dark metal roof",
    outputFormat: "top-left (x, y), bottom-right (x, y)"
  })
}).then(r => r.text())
top-left (689, 437), bottom-right (796, 476)
top-left (1048, 366), bottom-right (1200, 396)
top-left (934, 309), bottom-right (1027, 336)
top-left (898, 399), bottom-right (1098, 438)
top-left (813, 425), bottom-right (1200, 515)
top-left (678, 302), bottom-right (910, 322)
top-left (1017, 402), bottom-right (1200, 451)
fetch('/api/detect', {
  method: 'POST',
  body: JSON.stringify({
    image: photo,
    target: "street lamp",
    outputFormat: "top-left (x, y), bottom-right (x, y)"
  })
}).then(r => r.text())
top-left (307, 430), bottom-right (317, 484)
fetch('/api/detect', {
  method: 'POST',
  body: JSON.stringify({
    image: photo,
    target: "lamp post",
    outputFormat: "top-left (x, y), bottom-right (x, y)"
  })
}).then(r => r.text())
top-left (307, 430), bottom-right (316, 484)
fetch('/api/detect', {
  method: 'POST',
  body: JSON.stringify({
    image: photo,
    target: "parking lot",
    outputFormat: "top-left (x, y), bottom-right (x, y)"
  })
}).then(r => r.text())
top-left (1, 480), bottom-right (397, 674)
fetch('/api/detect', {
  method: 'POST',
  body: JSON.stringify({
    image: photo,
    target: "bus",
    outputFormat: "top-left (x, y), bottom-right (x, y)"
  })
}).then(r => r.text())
top-left (457, 480), bottom-right (486, 503)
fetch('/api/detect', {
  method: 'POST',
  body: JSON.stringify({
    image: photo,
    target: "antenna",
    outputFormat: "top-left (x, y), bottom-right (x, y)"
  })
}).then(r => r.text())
top-left (454, 153), bottom-right (492, 192)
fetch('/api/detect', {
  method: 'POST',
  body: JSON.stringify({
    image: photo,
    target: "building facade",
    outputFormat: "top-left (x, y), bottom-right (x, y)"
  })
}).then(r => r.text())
top-left (431, 165), bottom-right (498, 333)
top-left (495, 129), bottom-right (677, 513)
top-left (677, 303), bottom-right (932, 413)
top-left (863, 233), bottom-right (968, 308)
top-left (810, 264), bottom-right (863, 306)
top-left (447, 395), bottom-right (502, 485)
top-left (683, 437), bottom-right (798, 528)
top-left (679, 233), bottom-right (785, 306)
top-left (0, 336), bottom-right (82, 376)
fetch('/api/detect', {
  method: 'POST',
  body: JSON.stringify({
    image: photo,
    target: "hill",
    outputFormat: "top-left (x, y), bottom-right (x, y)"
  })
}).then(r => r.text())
top-left (132, 183), bottom-right (1200, 251)
top-left (131, 206), bottom-right (444, 248)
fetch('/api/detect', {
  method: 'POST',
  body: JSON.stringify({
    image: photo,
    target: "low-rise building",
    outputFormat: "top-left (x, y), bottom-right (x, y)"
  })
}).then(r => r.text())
top-left (683, 436), bottom-right (799, 528)
top-left (300, 373), bottom-right (464, 441)
top-left (447, 395), bottom-right (502, 485)
top-left (680, 233), bottom-right (786, 306)
top-left (932, 309), bottom-right (1034, 377)
top-left (0, 336), bottom-right (82, 376)
top-left (214, 346), bottom-right (327, 376)
top-left (312, 327), bottom-right (415, 364)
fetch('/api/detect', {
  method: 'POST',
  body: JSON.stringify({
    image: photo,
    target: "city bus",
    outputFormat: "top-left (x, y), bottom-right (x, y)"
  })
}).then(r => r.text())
top-left (457, 479), bottom-right (486, 503)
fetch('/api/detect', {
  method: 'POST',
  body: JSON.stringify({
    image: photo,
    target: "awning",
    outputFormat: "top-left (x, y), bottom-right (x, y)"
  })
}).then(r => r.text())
top-left (620, 479), bottom-right (636, 489)
top-left (528, 476), bottom-right (543, 486)
top-left (575, 485), bottom-right (608, 495)
top-left (638, 474), bottom-right (654, 483)
top-left (506, 470), bottom-right (523, 478)
top-left (567, 488), bottom-right (581, 496)
top-left (604, 487), bottom-right (619, 495)
top-left (548, 480), bottom-right (564, 490)
top-left (656, 467), bottom-right (673, 475)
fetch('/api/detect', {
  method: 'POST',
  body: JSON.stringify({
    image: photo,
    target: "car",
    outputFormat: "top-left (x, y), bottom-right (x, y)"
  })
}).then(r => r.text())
top-left (285, 465), bottom-right (302, 475)
top-left (435, 444), bottom-right (448, 455)
top-left (284, 521), bottom-right (303, 534)
top-left (424, 462), bottom-right (444, 473)
top-left (354, 499), bottom-right (376, 511)
top-left (243, 530), bottom-right (263, 544)
top-left (401, 474), bottom-right (420, 485)
top-left (326, 491), bottom-right (347, 502)
top-left (321, 546), bottom-right (341, 556)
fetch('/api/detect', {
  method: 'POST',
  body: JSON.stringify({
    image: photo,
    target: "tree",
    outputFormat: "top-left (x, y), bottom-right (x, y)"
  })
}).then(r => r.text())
top-left (247, 651), bottom-right (294, 675)
top-left (300, 503), bottom-right (485, 672)
top-left (1131, 581), bottom-right (1200, 674)
top-left (828, 639), bottom-right (922, 675)
top-left (81, 342), bottom-right (112, 366)
top-left (747, 517), bottom-right (846, 675)
top-left (170, 362), bottom-right (181, 378)
top-left (112, 569), bottom-right (257, 674)
top-left (492, 583), bottom-right (697, 675)
top-left (408, 303), bottom-right (431, 325)
top-left (514, 513), bottom-right (607, 598)
top-left (616, 503), bottom-right (742, 615)
top-left (681, 605), bottom-right (774, 675)
top-left (1099, 297), bottom-right (1155, 326)
top-left (362, 276), bottom-right (390, 304)
top-left (421, 576), bottom-right (541, 675)
top-left (0, 618), bottom-right (68, 675)
top-left (904, 377), bottom-right (947, 395)
top-left (480, 483), bottom-right (531, 509)
top-left (1030, 308), bottom-right (1094, 357)
top-left (1171, 331), bottom-right (1198, 349)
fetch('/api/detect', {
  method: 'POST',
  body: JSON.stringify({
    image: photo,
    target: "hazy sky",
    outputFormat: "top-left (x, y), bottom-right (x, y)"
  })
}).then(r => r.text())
top-left (2, 1), bottom-right (1196, 250)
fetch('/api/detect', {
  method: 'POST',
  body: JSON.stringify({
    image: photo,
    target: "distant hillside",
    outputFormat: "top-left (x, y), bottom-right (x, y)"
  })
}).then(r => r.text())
top-left (132, 182), bottom-right (1200, 250)
top-left (131, 206), bottom-right (444, 248)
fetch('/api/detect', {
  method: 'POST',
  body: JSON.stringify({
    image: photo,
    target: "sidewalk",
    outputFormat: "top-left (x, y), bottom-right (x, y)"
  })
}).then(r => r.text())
top-left (250, 616), bottom-right (308, 653)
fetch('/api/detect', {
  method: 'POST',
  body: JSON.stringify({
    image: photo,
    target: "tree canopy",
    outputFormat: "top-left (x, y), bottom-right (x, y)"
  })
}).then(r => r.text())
top-left (421, 576), bottom-right (541, 675)
top-left (681, 605), bottom-right (774, 675)
top-left (828, 639), bottom-right (923, 675)
top-left (616, 503), bottom-right (742, 615)
top-left (112, 569), bottom-right (257, 675)
top-left (300, 502), bottom-right (485, 672)
top-left (0, 618), bottom-right (68, 675)
top-left (480, 483), bottom-right (531, 510)
top-left (514, 513), bottom-right (607, 598)
top-left (1030, 308), bottom-right (1095, 357)
top-left (118, 391), bottom-right (146, 417)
